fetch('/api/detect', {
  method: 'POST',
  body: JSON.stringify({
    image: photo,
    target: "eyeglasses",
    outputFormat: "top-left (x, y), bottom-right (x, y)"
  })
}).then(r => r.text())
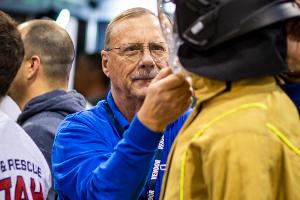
top-left (105, 42), bottom-right (169, 62)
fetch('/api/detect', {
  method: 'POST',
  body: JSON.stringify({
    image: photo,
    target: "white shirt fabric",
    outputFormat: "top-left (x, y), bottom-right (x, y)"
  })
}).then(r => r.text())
top-left (0, 110), bottom-right (51, 199)
top-left (0, 96), bottom-right (21, 121)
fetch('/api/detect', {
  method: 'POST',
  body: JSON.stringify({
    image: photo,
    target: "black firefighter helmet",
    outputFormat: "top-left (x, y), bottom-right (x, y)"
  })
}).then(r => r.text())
top-left (172, 0), bottom-right (300, 81)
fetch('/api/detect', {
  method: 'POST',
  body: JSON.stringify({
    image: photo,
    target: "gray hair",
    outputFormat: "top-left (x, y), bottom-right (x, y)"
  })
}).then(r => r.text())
top-left (104, 7), bottom-right (156, 49)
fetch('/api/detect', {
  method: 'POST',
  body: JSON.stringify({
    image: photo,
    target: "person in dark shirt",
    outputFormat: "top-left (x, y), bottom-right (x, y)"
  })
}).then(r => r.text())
top-left (8, 19), bottom-right (86, 199)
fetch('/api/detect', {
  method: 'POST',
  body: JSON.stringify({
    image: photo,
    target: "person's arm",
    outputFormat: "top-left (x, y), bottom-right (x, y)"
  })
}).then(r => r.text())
top-left (52, 114), bottom-right (162, 200)
top-left (53, 68), bottom-right (192, 200)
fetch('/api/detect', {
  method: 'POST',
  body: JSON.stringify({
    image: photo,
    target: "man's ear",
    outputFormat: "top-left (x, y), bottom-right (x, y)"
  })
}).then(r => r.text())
top-left (26, 55), bottom-right (40, 80)
top-left (101, 50), bottom-right (110, 78)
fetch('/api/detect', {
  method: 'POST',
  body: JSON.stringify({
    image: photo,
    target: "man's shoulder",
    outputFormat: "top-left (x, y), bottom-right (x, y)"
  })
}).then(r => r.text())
top-left (65, 102), bottom-right (107, 122)
top-left (0, 111), bottom-right (24, 135)
top-left (57, 102), bottom-right (110, 133)
top-left (21, 110), bottom-right (63, 124)
top-left (0, 112), bottom-right (51, 189)
top-left (19, 110), bottom-right (70, 138)
top-left (0, 113), bottom-right (45, 154)
top-left (19, 89), bottom-right (86, 122)
top-left (0, 122), bottom-right (48, 164)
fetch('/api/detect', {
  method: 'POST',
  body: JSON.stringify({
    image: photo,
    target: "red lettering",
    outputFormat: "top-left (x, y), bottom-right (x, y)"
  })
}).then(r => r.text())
top-left (0, 177), bottom-right (12, 200)
top-left (15, 176), bottom-right (28, 200)
top-left (0, 176), bottom-right (44, 200)
top-left (30, 178), bottom-right (43, 200)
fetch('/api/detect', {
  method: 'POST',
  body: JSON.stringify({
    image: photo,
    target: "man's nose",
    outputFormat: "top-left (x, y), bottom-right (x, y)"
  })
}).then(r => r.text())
top-left (139, 48), bottom-right (155, 67)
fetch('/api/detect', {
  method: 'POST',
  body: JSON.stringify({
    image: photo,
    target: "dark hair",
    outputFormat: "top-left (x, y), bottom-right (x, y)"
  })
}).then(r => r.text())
top-left (23, 20), bottom-right (75, 83)
top-left (0, 11), bottom-right (24, 97)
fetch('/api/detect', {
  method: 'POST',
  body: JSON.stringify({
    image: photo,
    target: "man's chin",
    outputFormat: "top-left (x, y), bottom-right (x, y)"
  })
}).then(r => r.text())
top-left (134, 89), bottom-right (147, 99)
top-left (131, 88), bottom-right (147, 100)
top-left (131, 79), bottom-right (154, 98)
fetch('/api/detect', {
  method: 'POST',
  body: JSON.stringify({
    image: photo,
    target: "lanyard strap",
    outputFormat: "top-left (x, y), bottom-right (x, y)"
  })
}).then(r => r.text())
top-left (104, 100), bottom-right (165, 199)
top-left (103, 101), bottom-right (125, 138)
top-left (147, 135), bottom-right (164, 200)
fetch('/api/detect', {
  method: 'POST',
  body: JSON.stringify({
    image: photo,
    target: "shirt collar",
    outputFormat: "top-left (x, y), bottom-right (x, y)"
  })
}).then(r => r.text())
top-left (106, 91), bottom-right (130, 131)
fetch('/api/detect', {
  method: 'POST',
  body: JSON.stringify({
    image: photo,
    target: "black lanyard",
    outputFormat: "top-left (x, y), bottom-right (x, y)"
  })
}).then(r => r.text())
top-left (104, 100), bottom-right (164, 199)
top-left (146, 135), bottom-right (164, 200)
top-left (103, 101), bottom-right (125, 138)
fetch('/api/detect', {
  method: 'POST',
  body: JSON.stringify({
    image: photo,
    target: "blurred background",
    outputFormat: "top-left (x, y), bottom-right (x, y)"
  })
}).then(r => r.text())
top-left (0, 0), bottom-right (158, 105)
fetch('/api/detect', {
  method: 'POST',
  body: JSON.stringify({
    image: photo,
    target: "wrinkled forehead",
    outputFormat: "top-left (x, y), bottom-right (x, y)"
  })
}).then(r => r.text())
top-left (109, 14), bottom-right (166, 46)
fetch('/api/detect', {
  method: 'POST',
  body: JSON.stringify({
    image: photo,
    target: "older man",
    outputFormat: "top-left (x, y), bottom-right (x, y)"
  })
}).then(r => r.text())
top-left (52, 7), bottom-right (192, 200)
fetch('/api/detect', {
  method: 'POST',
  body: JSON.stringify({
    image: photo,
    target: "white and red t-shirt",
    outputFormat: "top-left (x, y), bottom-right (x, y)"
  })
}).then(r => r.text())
top-left (0, 111), bottom-right (51, 199)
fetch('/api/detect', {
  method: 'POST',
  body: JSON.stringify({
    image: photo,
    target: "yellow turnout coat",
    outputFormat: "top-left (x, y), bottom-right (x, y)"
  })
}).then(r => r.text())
top-left (160, 76), bottom-right (300, 200)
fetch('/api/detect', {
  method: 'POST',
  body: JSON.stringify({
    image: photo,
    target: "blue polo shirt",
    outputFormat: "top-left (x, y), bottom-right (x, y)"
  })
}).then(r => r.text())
top-left (52, 91), bottom-right (191, 200)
